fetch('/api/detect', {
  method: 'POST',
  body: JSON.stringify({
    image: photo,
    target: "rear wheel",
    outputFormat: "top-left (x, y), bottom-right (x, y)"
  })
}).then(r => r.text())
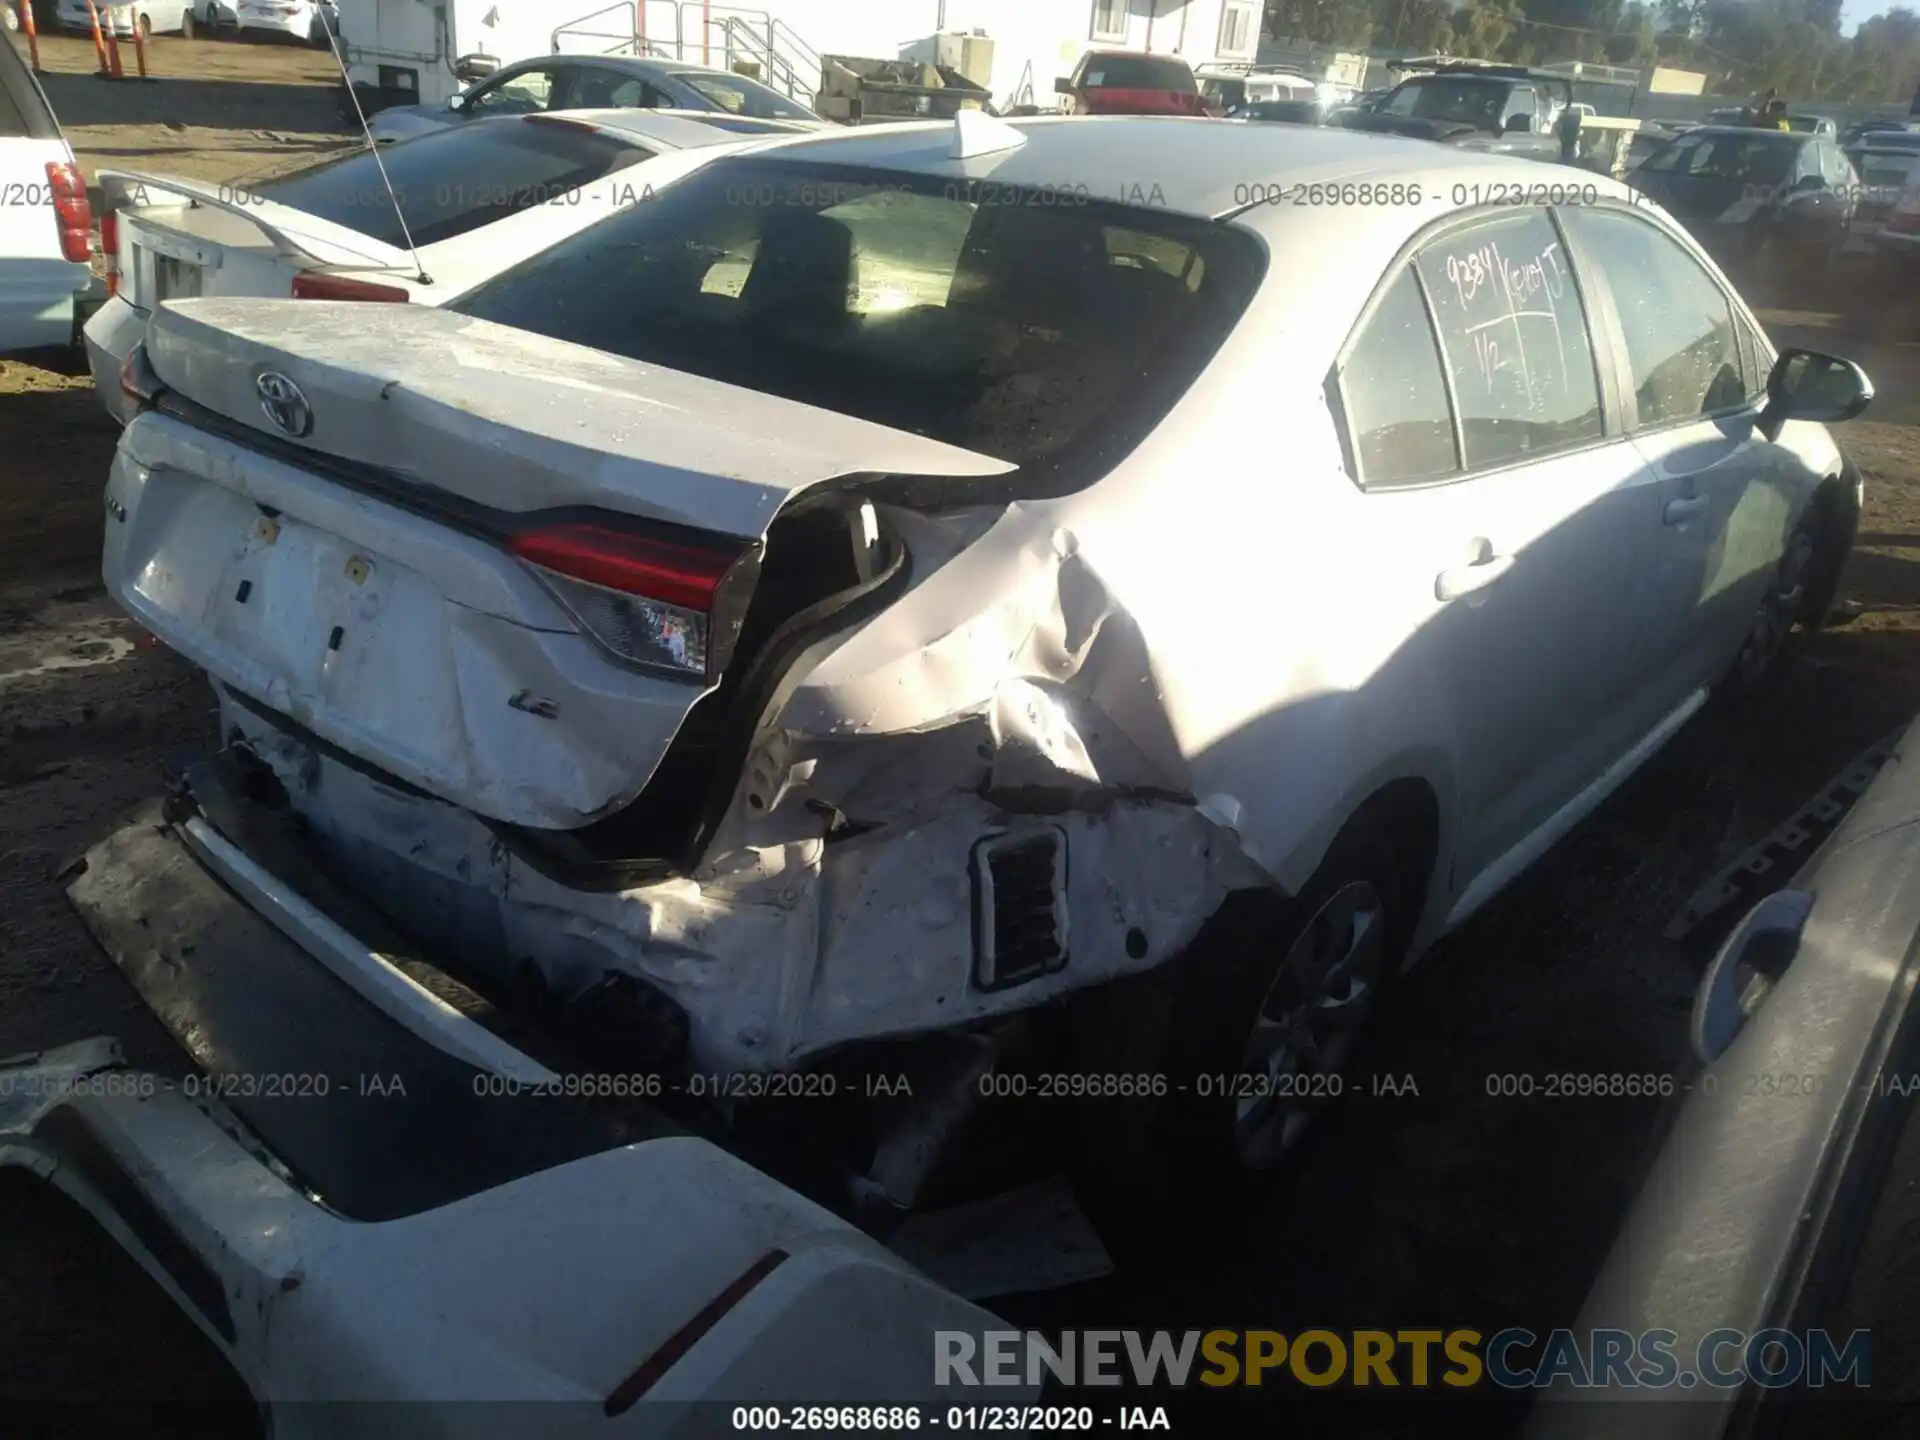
top-left (1066, 817), bottom-right (1412, 1267)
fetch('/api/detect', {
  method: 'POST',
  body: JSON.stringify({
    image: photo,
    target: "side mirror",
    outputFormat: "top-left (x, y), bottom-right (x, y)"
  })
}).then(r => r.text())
top-left (1758, 348), bottom-right (1874, 442)
top-left (1053, 76), bottom-right (1072, 96)
top-left (1504, 112), bottom-right (1533, 134)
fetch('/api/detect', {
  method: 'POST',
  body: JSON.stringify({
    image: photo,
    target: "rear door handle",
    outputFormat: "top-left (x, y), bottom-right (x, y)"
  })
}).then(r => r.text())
top-left (1664, 495), bottom-right (1709, 525)
top-left (1435, 553), bottom-right (1515, 602)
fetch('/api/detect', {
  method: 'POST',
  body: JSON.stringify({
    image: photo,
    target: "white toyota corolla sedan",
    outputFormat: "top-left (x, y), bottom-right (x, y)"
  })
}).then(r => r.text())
top-left (28, 116), bottom-right (1875, 1399)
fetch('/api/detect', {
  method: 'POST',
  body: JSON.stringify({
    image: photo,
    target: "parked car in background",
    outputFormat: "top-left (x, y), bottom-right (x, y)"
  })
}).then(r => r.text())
top-left (1196, 63), bottom-right (1351, 117)
top-left (73, 119), bottom-right (1871, 1277)
top-left (0, 27), bottom-right (92, 354)
top-left (1628, 125), bottom-right (1859, 290)
top-left (1053, 48), bottom-right (1204, 115)
top-left (54, 0), bottom-right (197, 37)
top-left (81, 110), bottom-right (779, 422)
top-left (367, 54), bottom-right (827, 143)
top-left (1840, 117), bottom-right (1920, 146)
top-left (1840, 127), bottom-right (1920, 257)
top-left (1787, 113), bottom-right (1839, 137)
top-left (1332, 59), bottom-right (1574, 162)
top-left (201, 0), bottom-right (340, 47)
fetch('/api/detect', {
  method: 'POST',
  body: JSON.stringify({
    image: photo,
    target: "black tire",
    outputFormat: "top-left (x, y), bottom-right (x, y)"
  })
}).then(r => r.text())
top-left (1801, 473), bottom-right (1861, 630)
top-left (1722, 502), bottom-right (1827, 696)
top-left (1065, 816), bottom-right (1412, 1269)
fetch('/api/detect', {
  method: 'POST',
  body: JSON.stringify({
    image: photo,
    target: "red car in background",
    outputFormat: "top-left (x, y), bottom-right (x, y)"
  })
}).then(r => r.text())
top-left (1054, 49), bottom-right (1206, 116)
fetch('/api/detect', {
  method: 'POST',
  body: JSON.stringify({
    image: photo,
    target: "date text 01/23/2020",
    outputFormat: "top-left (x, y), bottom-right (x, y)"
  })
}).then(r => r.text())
top-left (729, 1405), bottom-right (1174, 1432)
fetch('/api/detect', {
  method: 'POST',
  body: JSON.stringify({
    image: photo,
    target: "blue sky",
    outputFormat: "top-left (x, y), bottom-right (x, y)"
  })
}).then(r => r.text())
top-left (1841, 0), bottom-right (1902, 32)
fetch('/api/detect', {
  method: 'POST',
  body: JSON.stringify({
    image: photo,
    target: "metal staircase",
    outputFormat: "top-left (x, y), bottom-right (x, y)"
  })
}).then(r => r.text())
top-left (551, 2), bottom-right (824, 105)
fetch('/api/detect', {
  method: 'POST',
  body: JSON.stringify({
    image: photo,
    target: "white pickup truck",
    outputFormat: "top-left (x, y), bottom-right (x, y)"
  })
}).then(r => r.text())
top-left (0, 30), bottom-right (92, 354)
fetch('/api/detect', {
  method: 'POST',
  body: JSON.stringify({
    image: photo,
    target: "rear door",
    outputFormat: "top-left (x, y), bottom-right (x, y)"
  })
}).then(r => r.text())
top-left (1560, 204), bottom-right (1795, 702)
top-left (1330, 206), bottom-right (1663, 890)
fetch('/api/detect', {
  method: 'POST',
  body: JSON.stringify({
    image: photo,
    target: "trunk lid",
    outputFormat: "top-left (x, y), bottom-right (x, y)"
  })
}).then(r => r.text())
top-left (144, 298), bottom-right (1012, 536)
top-left (100, 170), bottom-right (417, 314)
top-left (114, 299), bottom-right (1012, 832)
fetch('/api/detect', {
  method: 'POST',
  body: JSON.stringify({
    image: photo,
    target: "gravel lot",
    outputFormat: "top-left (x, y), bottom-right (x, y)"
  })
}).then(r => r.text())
top-left (3, 29), bottom-right (1920, 1433)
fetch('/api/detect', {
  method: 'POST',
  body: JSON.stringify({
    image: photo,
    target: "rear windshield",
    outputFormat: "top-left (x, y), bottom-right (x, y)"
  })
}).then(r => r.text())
top-left (670, 70), bottom-right (818, 121)
top-left (250, 121), bottom-right (653, 248)
top-left (452, 158), bottom-right (1260, 484)
top-left (1082, 56), bottom-right (1197, 92)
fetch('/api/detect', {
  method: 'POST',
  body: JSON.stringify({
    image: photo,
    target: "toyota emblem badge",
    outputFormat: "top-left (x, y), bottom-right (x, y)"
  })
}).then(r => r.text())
top-left (256, 371), bottom-right (314, 439)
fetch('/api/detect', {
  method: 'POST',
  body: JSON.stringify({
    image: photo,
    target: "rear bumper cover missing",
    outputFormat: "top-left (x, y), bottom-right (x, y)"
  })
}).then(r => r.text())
top-left (32, 809), bottom-right (1021, 1422)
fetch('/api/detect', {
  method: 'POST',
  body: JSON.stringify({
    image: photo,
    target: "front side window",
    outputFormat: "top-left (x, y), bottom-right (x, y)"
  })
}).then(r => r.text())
top-left (1414, 210), bottom-right (1604, 470)
top-left (1336, 267), bottom-right (1458, 489)
top-left (467, 66), bottom-right (557, 117)
top-left (453, 159), bottom-right (1261, 482)
top-left (1560, 207), bottom-right (1745, 429)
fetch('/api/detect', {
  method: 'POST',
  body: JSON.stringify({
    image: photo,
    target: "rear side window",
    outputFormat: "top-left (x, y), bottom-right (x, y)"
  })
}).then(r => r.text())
top-left (1336, 267), bottom-right (1458, 488)
top-left (1083, 56), bottom-right (1197, 92)
top-left (1560, 207), bottom-right (1745, 429)
top-left (1415, 210), bottom-right (1604, 470)
top-left (252, 122), bottom-right (653, 248)
top-left (452, 158), bottom-right (1261, 482)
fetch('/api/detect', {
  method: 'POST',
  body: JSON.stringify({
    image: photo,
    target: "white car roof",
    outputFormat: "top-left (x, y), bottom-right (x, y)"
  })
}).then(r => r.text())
top-left (728, 115), bottom-right (1637, 220)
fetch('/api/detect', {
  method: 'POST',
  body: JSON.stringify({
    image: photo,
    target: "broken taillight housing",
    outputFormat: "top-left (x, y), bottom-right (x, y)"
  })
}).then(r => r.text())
top-left (508, 521), bottom-right (746, 681)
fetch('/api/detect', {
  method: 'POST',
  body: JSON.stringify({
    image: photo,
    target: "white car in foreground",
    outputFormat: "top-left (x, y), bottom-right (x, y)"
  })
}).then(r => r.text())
top-left (83, 108), bottom-right (815, 423)
top-left (0, 29), bottom-right (92, 352)
top-left (49, 118), bottom-right (1875, 1385)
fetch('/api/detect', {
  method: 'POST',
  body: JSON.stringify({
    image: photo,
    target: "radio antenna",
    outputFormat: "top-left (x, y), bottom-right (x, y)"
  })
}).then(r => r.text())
top-left (320, 15), bottom-right (432, 284)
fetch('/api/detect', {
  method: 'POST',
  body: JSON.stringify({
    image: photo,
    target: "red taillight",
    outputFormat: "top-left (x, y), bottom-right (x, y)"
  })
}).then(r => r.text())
top-left (100, 209), bottom-right (121, 298)
top-left (290, 273), bottom-right (412, 303)
top-left (507, 521), bottom-right (746, 678)
top-left (46, 162), bottom-right (92, 265)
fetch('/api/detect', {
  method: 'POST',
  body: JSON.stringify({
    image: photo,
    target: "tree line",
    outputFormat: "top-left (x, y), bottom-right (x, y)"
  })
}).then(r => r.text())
top-left (1263, 0), bottom-right (1920, 105)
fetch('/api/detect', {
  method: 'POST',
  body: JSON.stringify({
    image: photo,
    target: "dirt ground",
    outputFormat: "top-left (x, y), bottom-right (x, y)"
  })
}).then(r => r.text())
top-left (3, 28), bottom-right (1920, 1431)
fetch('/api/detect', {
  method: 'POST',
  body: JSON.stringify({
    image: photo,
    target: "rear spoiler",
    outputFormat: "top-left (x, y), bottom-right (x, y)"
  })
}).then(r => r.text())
top-left (97, 168), bottom-right (420, 272)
